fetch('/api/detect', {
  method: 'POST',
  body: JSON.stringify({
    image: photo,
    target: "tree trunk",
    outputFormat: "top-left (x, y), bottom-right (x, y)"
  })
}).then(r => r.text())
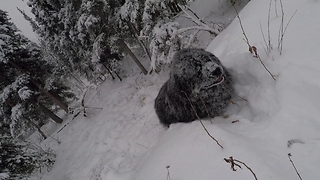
top-left (38, 103), bottom-right (63, 123)
top-left (118, 39), bottom-right (148, 75)
top-left (106, 25), bottom-right (148, 75)
top-left (127, 21), bottom-right (152, 62)
top-left (26, 118), bottom-right (48, 139)
top-left (4, 100), bottom-right (47, 139)
top-left (8, 59), bottom-right (69, 113)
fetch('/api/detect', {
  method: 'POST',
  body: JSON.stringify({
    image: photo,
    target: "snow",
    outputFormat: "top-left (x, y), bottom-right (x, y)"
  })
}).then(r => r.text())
top-left (18, 86), bottom-right (33, 100)
top-left (28, 0), bottom-right (320, 180)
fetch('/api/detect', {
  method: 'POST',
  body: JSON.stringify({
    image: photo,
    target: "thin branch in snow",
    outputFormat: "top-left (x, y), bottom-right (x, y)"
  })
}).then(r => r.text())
top-left (223, 83), bottom-right (248, 102)
top-left (278, 3), bottom-right (297, 55)
top-left (267, 0), bottom-right (272, 53)
top-left (252, 46), bottom-right (276, 81)
top-left (232, 0), bottom-right (276, 81)
top-left (288, 153), bottom-right (303, 180)
top-left (178, 4), bottom-right (220, 36)
top-left (259, 21), bottom-right (269, 55)
top-left (275, 0), bottom-right (279, 17)
top-left (224, 156), bottom-right (258, 180)
top-left (181, 90), bottom-right (223, 149)
top-left (231, 0), bottom-right (251, 51)
top-left (177, 26), bottom-right (218, 35)
top-left (278, 0), bottom-right (284, 54)
top-left (166, 165), bottom-right (171, 180)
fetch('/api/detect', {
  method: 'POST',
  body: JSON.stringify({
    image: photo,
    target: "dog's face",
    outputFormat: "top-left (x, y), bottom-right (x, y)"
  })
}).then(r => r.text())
top-left (171, 49), bottom-right (225, 90)
top-left (199, 61), bottom-right (225, 89)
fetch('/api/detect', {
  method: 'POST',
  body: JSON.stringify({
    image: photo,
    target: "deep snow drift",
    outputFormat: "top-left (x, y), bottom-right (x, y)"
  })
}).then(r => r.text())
top-left (32, 0), bottom-right (320, 180)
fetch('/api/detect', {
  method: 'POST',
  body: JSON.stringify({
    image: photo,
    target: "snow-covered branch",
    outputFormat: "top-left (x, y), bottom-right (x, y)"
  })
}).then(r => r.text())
top-left (178, 4), bottom-right (220, 36)
top-left (177, 26), bottom-right (218, 35)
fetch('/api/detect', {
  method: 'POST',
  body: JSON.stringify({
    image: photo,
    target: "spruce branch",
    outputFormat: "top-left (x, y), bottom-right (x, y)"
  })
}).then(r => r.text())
top-left (224, 156), bottom-right (258, 180)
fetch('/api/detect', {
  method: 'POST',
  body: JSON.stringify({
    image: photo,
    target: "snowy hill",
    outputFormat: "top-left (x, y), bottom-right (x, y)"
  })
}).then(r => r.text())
top-left (34, 0), bottom-right (320, 180)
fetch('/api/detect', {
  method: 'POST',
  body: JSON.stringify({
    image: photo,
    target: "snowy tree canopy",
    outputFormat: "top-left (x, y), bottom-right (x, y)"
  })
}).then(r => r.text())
top-left (26, 0), bottom-right (125, 84)
top-left (0, 9), bottom-right (74, 138)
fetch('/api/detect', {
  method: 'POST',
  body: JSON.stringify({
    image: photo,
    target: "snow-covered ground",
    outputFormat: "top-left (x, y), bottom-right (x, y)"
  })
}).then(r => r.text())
top-left (31, 0), bottom-right (320, 179)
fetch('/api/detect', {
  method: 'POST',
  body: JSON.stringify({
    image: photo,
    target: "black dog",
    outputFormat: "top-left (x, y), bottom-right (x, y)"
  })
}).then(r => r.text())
top-left (154, 48), bottom-right (233, 125)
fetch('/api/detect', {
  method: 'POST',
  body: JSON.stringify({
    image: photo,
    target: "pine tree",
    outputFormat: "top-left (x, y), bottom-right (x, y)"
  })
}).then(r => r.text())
top-left (26, 0), bottom-right (125, 83)
top-left (0, 9), bottom-right (73, 138)
top-left (0, 136), bottom-right (55, 179)
top-left (119, 0), bottom-right (192, 72)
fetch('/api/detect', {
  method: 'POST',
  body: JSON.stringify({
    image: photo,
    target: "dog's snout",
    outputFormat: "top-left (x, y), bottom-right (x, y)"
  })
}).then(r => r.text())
top-left (212, 67), bottom-right (222, 76)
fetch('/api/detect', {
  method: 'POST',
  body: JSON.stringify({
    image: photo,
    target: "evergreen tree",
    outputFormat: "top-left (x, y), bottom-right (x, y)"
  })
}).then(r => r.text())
top-left (0, 9), bottom-right (73, 138)
top-left (27, 0), bottom-right (127, 83)
top-left (0, 136), bottom-right (55, 180)
top-left (119, 0), bottom-right (192, 72)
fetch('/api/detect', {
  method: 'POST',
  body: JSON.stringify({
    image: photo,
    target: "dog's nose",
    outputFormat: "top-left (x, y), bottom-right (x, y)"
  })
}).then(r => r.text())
top-left (212, 67), bottom-right (222, 76)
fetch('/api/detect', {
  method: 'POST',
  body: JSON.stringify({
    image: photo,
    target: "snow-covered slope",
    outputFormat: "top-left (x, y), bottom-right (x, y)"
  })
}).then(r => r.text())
top-left (135, 0), bottom-right (320, 179)
top-left (34, 0), bottom-right (320, 180)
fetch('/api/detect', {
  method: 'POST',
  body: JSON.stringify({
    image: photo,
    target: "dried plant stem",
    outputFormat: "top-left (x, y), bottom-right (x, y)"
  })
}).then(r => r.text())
top-left (199, 95), bottom-right (213, 123)
top-left (288, 153), bottom-right (303, 180)
top-left (256, 53), bottom-right (276, 81)
top-left (166, 165), bottom-right (172, 180)
top-left (181, 90), bottom-right (223, 149)
top-left (274, 0), bottom-right (278, 17)
top-left (224, 156), bottom-right (258, 180)
top-left (267, 0), bottom-right (272, 53)
top-left (259, 21), bottom-right (269, 55)
top-left (232, 1), bottom-right (251, 51)
top-left (278, 7), bottom-right (297, 55)
top-left (232, 1), bottom-right (275, 81)
top-left (223, 83), bottom-right (248, 102)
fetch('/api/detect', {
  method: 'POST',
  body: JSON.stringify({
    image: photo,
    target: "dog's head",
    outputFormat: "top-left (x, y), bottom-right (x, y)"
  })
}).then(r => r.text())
top-left (171, 48), bottom-right (225, 90)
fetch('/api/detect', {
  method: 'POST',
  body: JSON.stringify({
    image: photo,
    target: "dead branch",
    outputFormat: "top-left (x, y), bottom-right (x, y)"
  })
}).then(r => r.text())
top-left (288, 153), bottom-right (303, 180)
top-left (166, 165), bottom-right (171, 180)
top-left (231, 0), bottom-right (251, 51)
top-left (267, 0), bottom-right (272, 53)
top-left (181, 90), bottom-right (223, 149)
top-left (178, 4), bottom-right (220, 36)
top-left (252, 46), bottom-right (276, 81)
top-left (278, 8), bottom-right (297, 55)
top-left (259, 21), bottom-right (269, 55)
top-left (224, 156), bottom-right (258, 180)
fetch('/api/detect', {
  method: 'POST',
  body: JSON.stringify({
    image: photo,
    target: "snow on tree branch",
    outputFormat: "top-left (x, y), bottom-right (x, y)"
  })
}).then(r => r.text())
top-left (178, 4), bottom-right (220, 36)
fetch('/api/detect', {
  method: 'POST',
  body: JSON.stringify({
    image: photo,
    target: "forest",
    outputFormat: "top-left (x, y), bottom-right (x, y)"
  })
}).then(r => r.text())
top-left (0, 0), bottom-right (250, 179)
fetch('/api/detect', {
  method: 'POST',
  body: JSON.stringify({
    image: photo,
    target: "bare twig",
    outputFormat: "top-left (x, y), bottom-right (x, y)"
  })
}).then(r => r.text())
top-left (166, 165), bottom-right (171, 180)
top-left (198, 95), bottom-right (213, 123)
top-left (275, 0), bottom-right (278, 17)
top-left (259, 21), bottom-right (269, 55)
top-left (224, 156), bottom-right (258, 180)
top-left (178, 4), bottom-right (220, 36)
top-left (278, 0), bottom-right (284, 54)
top-left (267, 0), bottom-right (272, 53)
top-left (181, 90), bottom-right (223, 149)
top-left (288, 153), bottom-right (303, 180)
top-left (253, 47), bottom-right (276, 81)
top-left (222, 83), bottom-right (248, 102)
top-left (231, 0), bottom-right (251, 51)
top-left (278, 9), bottom-right (297, 55)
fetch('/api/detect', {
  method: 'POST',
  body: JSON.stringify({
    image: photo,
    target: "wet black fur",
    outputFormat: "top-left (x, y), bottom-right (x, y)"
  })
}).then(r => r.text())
top-left (154, 48), bottom-right (233, 125)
